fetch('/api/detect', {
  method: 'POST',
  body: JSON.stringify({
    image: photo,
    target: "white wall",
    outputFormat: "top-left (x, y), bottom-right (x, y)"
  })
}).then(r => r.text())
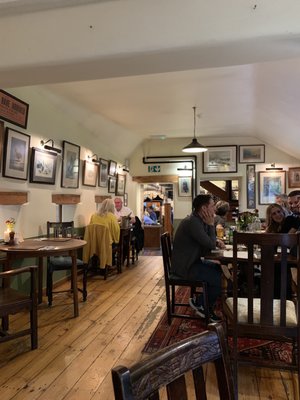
top-left (0, 87), bottom-right (138, 239)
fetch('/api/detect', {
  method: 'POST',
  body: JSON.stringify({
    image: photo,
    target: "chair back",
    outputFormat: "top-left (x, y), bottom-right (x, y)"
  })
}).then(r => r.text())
top-left (83, 224), bottom-right (112, 268)
top-left (161, 232), bottom-right (172, 281)
top-left (112, 323), bottom-right (235, 400)
top-left (47, 221), bottom-right (74, 238)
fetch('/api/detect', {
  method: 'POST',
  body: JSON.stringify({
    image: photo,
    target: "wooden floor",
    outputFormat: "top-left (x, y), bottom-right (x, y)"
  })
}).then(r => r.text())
top-left (0, 255), bottom-right (297, 399)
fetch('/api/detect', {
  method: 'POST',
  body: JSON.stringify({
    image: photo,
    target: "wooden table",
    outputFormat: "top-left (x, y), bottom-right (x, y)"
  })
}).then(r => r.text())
top-left (0, 238), bottom-right (86, 318)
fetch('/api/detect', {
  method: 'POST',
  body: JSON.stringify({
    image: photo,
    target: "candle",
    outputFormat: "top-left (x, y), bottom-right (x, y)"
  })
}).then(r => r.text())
top-left (4, 230), bottom-right (9, 243)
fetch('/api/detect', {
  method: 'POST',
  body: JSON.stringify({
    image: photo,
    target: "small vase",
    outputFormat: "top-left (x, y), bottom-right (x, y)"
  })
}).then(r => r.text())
top-left (8, 231), bottom-right (15, 245)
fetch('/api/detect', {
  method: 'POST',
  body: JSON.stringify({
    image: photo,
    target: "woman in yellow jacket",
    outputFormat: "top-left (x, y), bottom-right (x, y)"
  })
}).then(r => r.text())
top-left (90, 198), bottom-right (120, 244)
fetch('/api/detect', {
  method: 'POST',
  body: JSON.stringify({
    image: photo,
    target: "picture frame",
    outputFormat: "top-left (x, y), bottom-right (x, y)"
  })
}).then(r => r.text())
top-left (246, 164), bottom-right (256, 209)
top-left (108, 176), bottom-right (117, 193)
top-left (108, 160), bottom-right (117, 176)
top-left (239, 144), bottom-right (265, 163)
top-left (116, 174), bottom-right (126, 196)
top-left (99, 158), bottom-right (109, 187)
top-left (3, 127), bottom-right (30, 180)
top-left (258, 170), bottom-right (286, 205)
top-left (0, 89), bottom-right (29, 129)
top-left (288, 167), bottom-right (300, 188)
top-left (202, 145), bottom-right (237, 173)
top-left (30, 147), bottom-right (57, 184)
top-left (124, 192), bottom-right (128, 207)
top-left (61, 140), bottom-right (80, 188)
top-left (178, 176), bottom-right (192, 197)
top-left (82, 160), bottom-right (98, 187)
top-left (0, 121), bottom-right (4, 173)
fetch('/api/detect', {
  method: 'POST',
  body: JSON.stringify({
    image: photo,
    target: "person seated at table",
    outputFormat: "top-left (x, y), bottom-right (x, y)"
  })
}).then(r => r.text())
top-left (143, 214), bottom-right (156, 225)
top-left (114, 197), bottom-right (136, 224)
top-left (147, 206), bottom-right (157, 222)
top-left (214, 200), bottom-right (230, 229)
top-left (171, 194), bottom-right (225, 323)
top-left (90, 199), bottom-right (120, 244)
top-left (287, 190), bottom-right (300, 216)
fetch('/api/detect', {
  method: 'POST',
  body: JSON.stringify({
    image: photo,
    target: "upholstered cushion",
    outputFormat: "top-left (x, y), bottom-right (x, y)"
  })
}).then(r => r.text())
top-left (225, 297), bottom-right (297, 327)
top-left (49, 256), bottom-right (84, 268)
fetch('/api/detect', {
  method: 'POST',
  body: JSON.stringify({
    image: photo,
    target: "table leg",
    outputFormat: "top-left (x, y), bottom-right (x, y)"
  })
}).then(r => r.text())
top-left (71, 251), bottom-right (79, 317)
top-left (38, 257), bottom-right (43, 304)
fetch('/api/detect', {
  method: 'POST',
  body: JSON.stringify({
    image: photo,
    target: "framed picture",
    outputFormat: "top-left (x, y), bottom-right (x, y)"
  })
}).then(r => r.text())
top-left (109, 160), bottom-right (117, 176)
top-left (178, 176), bottom-right (192, 197)
top-left (239, 144), bottom-right (265, 163)
top-left (246, 164), bottom-right (256, 209)
top-left (202, 145), bottom-right (237, 173)
top-left (82, 160), bottom-right (98, 187)
top-left (258, 171), bottom-right (286, 205)
top-left (288, 167), bottom-right (300, 188)
top-left (61, 140), bottom-right (80, 188)
top-left (30, 147), bottom-right (57, 184)
top-left (99, 158), bottom-right (109, 187)
top-left (108, 176), bottom-right (117, 193)
top-left (0, 89), bottom-right (29, 129)
top-left (3, 127), bottom-right (30, 180)
top-left (124, 193), bottom-right (128, 207)
top-left (0, 121), bottom-right (4, 173)
top-left (116, 174), bottom-right (126, 195)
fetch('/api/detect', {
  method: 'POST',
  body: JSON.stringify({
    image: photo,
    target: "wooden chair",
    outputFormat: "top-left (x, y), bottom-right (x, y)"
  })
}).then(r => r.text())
top-left (111, 323), bottom-right (235, 400)
top-left (82, 224), bottom-right (118, 286)
top-left (46, 221), bottom-right (86, 306)
top-left (161, 232), bottom-right (209, 325)
top-left (0, 266), bottom-right (38, 350)
top-left (223, 231), bottom-right (300, 398)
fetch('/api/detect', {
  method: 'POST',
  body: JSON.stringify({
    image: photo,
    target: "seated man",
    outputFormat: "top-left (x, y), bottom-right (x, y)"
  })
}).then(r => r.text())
top-left (171, 194), bottom-right (223, 322)
top-left (114, 197), bottom-right (136, 224)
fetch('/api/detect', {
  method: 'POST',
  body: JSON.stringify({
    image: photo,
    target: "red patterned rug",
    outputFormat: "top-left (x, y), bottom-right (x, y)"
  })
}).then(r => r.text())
top-left (143, 288), bottom-right (293, 366)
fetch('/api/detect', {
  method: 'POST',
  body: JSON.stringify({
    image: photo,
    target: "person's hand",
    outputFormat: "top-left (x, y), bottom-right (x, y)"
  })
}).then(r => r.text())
top-left (216, 239), bottom-right (226, 249)
top-left (199, 208), bottom-right (215, 226)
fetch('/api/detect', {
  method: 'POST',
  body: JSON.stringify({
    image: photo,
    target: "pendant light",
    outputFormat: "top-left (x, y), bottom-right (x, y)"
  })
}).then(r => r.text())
top-left (182, 106), bottom-right (207, 153)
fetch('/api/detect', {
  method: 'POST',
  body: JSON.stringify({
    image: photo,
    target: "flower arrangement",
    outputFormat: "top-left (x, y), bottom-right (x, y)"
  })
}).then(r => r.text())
top-left (5, 217), bottom-right (16, 232)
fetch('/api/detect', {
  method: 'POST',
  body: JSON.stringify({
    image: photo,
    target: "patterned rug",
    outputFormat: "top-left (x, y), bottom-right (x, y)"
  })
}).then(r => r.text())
top-left (143, 288), bottom-right (293, 366)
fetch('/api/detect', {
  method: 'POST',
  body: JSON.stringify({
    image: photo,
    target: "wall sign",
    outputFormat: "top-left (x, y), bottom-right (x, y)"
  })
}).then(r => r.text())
top-left (148, 165), bottom-right (160, 173)
top-left (0, 89), bottom-right (29, 129)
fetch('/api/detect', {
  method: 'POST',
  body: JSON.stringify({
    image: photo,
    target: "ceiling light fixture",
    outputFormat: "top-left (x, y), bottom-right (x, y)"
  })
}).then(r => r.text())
top-left (182, 106), bottom-right (207, 153)
top-left (40, 139), bottom-right (61, 154)
top-left (266, 163), bottom-right (283, 171)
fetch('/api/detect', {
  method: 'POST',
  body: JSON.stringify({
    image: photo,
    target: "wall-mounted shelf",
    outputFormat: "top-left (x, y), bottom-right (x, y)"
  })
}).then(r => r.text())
top-left (52, 194), bottom-right (81, 205)
top-left (0, 191), bottom-right (28, 205)
top-left (95, 195), bottom-right (112, 204)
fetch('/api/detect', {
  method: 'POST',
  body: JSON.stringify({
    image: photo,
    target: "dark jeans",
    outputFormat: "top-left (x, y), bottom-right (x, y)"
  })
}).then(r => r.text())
top-left (187, 260), bottom-right (222, 307)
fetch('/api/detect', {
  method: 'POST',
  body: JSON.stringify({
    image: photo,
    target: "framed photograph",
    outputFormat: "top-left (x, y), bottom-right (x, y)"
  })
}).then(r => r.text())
top-left (116, 174), bottom-right (126, 196)
top-left (82, 160), bottom-right (98, 187)
top-left (109, 160), bottom-right (117, 176)
top-left (61, 140), bottom-right (80, 188)
top-left (202, 145), bottom-right (237, 173)
top-left (258, 171), bottom-right (286, 205)
top-left (124, 193), bottom-right (128, 207)
top-left (108, 176), bottom-right (117, 193)
top-left (178, 176), bottom-right (192, 197)
top-left (288, 167), bottom-right (300, 188)
top-left (0, 89), bottom-right (29, 129)
top-left (246, 164), bottom-right (256, 209)
top-left (30, 147), bottom-right (57, 184)
top-left (99, 158), bottom-right (109, 187)
top-left (3, 127), bottom-right (30, 180)
top-left (0, 121), bottom-right (4, 173)
top-left (239, 144), bottom-right (265, 163)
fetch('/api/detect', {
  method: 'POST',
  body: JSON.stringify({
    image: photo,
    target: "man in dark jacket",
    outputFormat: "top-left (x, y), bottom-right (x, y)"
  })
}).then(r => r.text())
top-left (171, 194), bottom-right (223, 322)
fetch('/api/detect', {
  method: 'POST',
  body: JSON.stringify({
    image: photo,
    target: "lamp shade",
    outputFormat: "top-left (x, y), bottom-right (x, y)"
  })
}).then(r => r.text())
top-left (144, 196), bottom-right (152, 203)
top-left (153, 195), bottom-right (164, 202)
top-left (182, 138), bottom-right (207, 153)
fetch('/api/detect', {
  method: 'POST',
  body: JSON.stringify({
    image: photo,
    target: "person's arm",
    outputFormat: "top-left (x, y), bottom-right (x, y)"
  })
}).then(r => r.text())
top-left (188, 216), bottom-right (216, 251)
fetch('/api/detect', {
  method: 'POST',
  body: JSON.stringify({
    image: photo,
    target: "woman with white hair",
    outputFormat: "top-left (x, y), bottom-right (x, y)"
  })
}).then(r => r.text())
top-left (90, 198), bottom-right (120, 243)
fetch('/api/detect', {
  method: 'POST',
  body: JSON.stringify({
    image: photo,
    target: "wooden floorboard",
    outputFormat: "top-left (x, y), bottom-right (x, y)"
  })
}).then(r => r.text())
top-left (0, 255), bottom-right (296, 399)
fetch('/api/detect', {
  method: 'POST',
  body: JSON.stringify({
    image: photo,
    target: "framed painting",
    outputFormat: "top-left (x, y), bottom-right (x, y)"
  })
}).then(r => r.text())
top-left (246, 164), bottom-right (256, 209)
top-left (61, 140), bottom-right (80, 188)
top-left (202, 145), bottom-right (237, 173)
top-left (3, 127), bottom-right (30, 180)
top-left (83, 160), bottom-right (98, 187)
top-left (109, 160), bottom-right (117, 176)
top-left (116, 174), bottom-right (126, 196)
top-left (124, 192), bottom-right (128, 207)
top-left (239, 144), bottom-right (265, 163)
top-left (258, 171), bottom-right (286, 205)
top-left (178, 176), bottom-right (192, 197)
top-left (108, 176), bottom-right (117, 193)
top-left (0, 89), bottom-right (29, 129)
top-left (99, 158), bottom-right (109, 187)
top-left (30, 147), bottom-right (57, 184)
top-left (288, 167), bottom-right (300, 188)
top-left (0, 121), bottom-right (4, 173)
